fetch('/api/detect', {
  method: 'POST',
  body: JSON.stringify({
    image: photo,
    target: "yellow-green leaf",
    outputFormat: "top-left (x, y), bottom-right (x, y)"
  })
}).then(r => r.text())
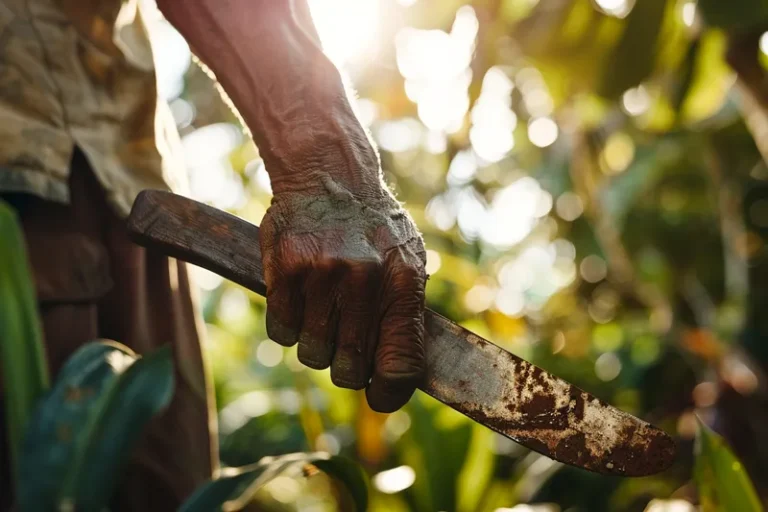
top-left (694, 419), bottom-right (763, 512)
top-left (0, 199), bottom-right (50, 490)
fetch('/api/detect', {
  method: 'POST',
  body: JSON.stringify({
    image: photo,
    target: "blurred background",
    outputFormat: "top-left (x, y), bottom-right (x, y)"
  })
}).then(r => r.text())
top-left (145, 0), bottom-right (768, 510)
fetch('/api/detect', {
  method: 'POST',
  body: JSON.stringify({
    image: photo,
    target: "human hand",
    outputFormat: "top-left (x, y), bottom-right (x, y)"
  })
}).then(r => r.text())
top-left (260, 174), bottom-right (427, 413)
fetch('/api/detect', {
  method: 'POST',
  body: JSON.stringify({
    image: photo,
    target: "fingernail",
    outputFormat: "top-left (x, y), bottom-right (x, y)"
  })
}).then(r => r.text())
top-left (331, 356), bottom-right (367, 390)
top-left (266, 315), bottom-right (298, 346)
top-left (298, 332), bottom-right (333, 369)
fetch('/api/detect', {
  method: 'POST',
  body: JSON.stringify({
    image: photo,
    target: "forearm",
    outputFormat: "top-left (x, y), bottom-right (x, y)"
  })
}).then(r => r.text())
top-left (156, 0), bottom-right (381, 196)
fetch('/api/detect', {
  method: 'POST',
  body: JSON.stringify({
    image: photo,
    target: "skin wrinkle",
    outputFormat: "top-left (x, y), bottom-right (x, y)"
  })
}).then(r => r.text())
top-left (156, 0), bottom-right (427, 412)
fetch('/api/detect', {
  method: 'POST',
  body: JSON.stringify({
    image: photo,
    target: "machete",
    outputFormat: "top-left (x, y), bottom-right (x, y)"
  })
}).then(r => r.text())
top-left (127, 190), bottom-right (676, 477)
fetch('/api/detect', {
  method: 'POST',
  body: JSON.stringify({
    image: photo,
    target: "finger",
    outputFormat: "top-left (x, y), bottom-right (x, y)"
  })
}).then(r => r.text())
top-left (263, 234), bottom-right (307, 347)
top-left (297, 263), bottom-right (341, 369)
top-left (366, 255), bottom-right (427, 413)
top-left (265, 267), bottom-right (305, 347)
top-left (331, 262), bottom-right (382, 389)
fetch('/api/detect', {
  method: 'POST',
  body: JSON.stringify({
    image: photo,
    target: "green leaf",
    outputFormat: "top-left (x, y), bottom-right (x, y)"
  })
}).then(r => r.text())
top-left (455, 424), bottom-right (496, 512)
top-left (179, 464), bottom-right (268, 512)
top-left (0, 199), bottom-right (50, 489)
top-left (58, 345), bottom-right (175, 511)
top-left (669, 37), bottom-right (700, 117)
top-left (697, 0), bottom-right (768, 31)
top-left (600, 140), bottom-right (684, 229)
top-left (17, 341), bottom-right (137, 511)
top-left (180, 453), bottom-right (368, 512)
top-left (400, 395), bottom-right (473, 512)
top-left (694, 418), bottom-right (763, 512)
top-left (599, 0), bottom-right (670, 99)
top-left (313, 456), bottom-right (368, 512)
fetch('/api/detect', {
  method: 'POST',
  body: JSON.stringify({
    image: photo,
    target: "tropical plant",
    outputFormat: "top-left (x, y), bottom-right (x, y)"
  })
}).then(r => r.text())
top-left (1, 200), bottom-right (367, 512)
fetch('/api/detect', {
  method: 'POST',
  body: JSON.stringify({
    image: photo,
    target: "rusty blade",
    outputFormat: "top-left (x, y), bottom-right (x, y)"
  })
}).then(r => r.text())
top-left (127, 190), bottom-right (676, 477)
top-left (423, 315), bottom-right (676, 476)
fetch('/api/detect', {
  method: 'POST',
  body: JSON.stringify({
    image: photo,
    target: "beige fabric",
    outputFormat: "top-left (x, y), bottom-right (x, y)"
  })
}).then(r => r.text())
top-left (0, 0), bottom-right (186, 217)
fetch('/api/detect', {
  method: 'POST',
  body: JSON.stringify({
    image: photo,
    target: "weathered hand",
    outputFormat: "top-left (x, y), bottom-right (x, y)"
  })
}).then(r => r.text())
top-left (260, 175), bottom-right (427, 413)
top-left (158, 0), bottom-right (425, 412)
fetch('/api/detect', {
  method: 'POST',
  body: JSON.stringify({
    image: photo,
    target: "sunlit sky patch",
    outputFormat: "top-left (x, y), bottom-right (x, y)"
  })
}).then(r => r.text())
top-left (308, 0), bottom-right (381, 67)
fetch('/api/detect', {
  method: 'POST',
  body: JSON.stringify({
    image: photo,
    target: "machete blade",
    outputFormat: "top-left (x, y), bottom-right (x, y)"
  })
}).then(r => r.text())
top-left (126, 190), bottom-right (677, 477)
top-left (423, 313), bottom-right (676, 476)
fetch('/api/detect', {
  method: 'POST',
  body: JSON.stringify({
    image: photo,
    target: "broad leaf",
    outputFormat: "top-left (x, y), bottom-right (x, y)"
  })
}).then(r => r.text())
top-left (313, 456), bottom-right (368, 512)
top-left (58, 345), bottom-right (175, 511)
top-left (180, 453), bottom-right (368, 512)
top-left (599, 0), bottom-right (670, 99)
top-left (17, 342), bottom-right (136, 511)
top-left (0, 199), bottom-right (50, 488)
top-left (694, 419), bottom-right (763, 512)
top-left (697, 0), bottom-right (768, 31)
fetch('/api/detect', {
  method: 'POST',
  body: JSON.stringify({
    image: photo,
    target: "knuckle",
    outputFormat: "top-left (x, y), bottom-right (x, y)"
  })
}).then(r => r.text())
top-left (348, 255), bottom-right (384, 275)
top-left (375, 341), bottom-right (425, 383)
top-left (386, 275), bottom-right (427, 305)
top-left (376, 357), bottom-right (424, 386)
top-left (312, 254), bottom-right (342, 273)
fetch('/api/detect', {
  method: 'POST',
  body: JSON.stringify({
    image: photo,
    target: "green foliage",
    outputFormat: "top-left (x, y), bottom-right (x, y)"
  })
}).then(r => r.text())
top-left (17, 341), bottom-right (172, 511)
top-left (58, 345), bottom-right (175, 510)
top-left (697, 0), bottom-right (768, 31)
top-left (18, 342), bottom-right (137, 510)
top-left (0, 199), bottom-right (50, 487)
top-left (180, 453), bottom-right (368, 512)
top-left (599, 0), bottom-right (669, 99)
top-left (695, 420), bottom-right (763, 512)
top-left (13, 340), bottom-right (369, 511)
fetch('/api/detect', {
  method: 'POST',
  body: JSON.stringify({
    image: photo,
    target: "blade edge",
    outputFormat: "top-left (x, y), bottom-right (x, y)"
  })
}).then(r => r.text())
top-left (421, 311), bottom-right (676, 477)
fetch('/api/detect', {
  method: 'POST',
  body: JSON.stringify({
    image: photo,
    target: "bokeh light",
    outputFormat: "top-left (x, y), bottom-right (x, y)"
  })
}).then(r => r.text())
top-left (396, 6), bottom-right (478, 133)
top-left (373, 466), bottom-right (416, 494)
top-left (621, 85), bottom-right (651, 116)
top-left (308, 0), bottom-right (381, 67)
top-left (594, 0), bottom-right (634, 18)
top-left (527, 117), bottom-right (558, 148)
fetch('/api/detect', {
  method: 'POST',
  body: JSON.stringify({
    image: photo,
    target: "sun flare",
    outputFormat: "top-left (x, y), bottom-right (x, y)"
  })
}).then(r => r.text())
top-left (308, 0), bottom-right (380, 66)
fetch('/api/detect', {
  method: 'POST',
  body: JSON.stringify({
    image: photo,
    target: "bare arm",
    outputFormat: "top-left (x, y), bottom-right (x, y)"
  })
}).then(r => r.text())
top-left (157, 0), bottom-right (427, 412)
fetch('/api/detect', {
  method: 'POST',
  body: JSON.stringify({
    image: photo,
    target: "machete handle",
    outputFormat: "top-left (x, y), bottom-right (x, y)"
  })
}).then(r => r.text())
top-left (127, 190), bottom-right (677, 477)
top-left (128, 190), bottom-right (267, 297)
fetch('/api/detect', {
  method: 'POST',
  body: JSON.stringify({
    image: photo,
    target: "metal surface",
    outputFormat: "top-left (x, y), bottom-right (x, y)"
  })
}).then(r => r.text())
top-left (127, 190), bottom-right (677, 477)
top-left (423, 314), bottom-right (675, 476)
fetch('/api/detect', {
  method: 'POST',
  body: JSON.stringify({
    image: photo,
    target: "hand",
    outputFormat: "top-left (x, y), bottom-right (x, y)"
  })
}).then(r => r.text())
top-left (260, 174), bottom-right (427, 413)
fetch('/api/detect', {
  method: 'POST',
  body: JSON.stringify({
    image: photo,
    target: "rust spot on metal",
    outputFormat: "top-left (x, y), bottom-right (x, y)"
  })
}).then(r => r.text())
top-left (445, 397), bottom-right (676, 476)
top-left (553, 433), bottom-right (589, 468)
top-left (422, 308), bottom-right (676, 477)
top-left (570, 386), bottom-right (585, 421)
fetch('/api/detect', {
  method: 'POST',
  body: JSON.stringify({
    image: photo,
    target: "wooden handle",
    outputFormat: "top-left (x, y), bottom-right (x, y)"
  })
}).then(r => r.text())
top-left (127, 190), bottom-right (267, 296)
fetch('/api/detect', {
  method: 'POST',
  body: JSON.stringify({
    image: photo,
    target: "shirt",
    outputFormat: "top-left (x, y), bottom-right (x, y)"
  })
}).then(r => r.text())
top-left (0, 0), bottom-right (185, 217)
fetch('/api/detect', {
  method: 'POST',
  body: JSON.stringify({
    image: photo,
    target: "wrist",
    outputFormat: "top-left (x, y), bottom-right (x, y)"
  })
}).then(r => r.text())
top-left (263, 107), bottom-right (384, 198)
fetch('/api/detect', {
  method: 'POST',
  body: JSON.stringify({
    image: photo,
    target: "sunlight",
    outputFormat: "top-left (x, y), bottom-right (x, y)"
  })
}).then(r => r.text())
top-left (308, 0), bottom-right (380, 66)
top-left (594, 0), bottom-right (633, 18)
top-left (527, 117), bottom-right (558, 148)
top-left (373, 466), bottom-right (416, 494)
top-left (396, 6), bottom-right (479, 132)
